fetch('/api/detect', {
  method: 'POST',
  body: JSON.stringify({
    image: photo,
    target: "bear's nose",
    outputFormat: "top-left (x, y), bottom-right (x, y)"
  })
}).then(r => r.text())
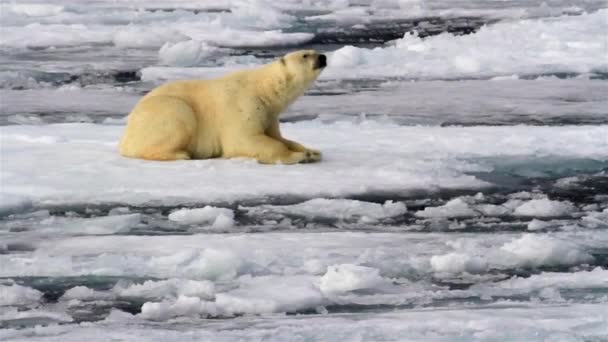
top-left (317, 54), bottom-right (327, 68)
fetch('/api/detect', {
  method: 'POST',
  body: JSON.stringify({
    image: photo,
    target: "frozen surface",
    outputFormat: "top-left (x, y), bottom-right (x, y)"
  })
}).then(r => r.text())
top-left (2, 122), bottom-right (607, 206)
top-left (1, 0), bottom-right (607, 340)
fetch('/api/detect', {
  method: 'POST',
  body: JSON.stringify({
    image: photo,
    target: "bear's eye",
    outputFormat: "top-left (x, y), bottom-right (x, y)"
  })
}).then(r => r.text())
top-left (302, 54), bottom-right (309, 59)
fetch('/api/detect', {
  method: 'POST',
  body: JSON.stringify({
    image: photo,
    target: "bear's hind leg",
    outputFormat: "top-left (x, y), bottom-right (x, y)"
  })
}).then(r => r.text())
top-left (119, 95), bottom-right (197, 161)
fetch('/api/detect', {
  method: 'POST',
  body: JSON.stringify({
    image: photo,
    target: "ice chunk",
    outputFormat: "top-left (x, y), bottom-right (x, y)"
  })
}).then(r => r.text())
top-left (115, 278), bottom-right (215, 300)
top-left (103, 309), bottom-right (140, 323)
top-left (215, 275), bottom-right (325, 316)
top-left (75, 214), bottom-right (141, 235)
top-left (140, 295), bottom-right (218, 321)
top-left (0, 284), bottom-right (42, 306)
top-left (582, 209), bottom-right (608, 228)
top-left (168, 206), bottom-right (235, 229)
top-left (0, 308), bottom-right (73, 324)
top-left (247, 199), bottom-right (406, 223)
top-left (527, 219), bottom-right (551, 231)
top-left (415, 198), bottom-right (479, 218)
top-left (476, 204), bottom-right (512, 216)
top-left (430, 253), bottom-right (488, 274)
top-left (319, 264), bottom-right (387, 295)
top-left (113, 27), bottom-right (188, 48)
top-left (304, 259), bottom-right (328, 275)
top-left (325, 10), bottom-right (608, 80)
top-left (178, 249), bottom-right (243, 281)
top-left (0, 193), bottom-right (32, 216)
top-left (500, 234), bottom-right (594, 268)
top-left (3, 123), bottom-right (607, 207)
top-left (496, 267), bottom-right (608, 290)
top-left (61, 286), bottom-right (111, 301)
top-left (158, 40), bottom-right (223, 67)
top-left (3, 4), bottom-right (64, 17)
top-left (513, 198), bottom-right (576, 217)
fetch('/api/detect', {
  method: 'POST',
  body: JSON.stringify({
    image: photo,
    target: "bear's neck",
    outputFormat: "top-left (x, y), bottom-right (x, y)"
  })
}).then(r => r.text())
top-left (254, 63), bottom-right (307, 117)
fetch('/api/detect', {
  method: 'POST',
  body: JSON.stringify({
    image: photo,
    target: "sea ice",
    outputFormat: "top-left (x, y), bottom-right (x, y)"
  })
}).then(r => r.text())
top-left (325, 10), bottom-right (608, 80)
top-left (245, 199), bottom-right (407, 223)
top-left (319, 264), bottom-right (387, 295)
top-left (168, 206), bottom-right (235, 229)
top-left (500, 234), bottom-right (594, 268)
top-left (513, 198), bottom-right (577, 217)
top-left (0, 284), bottom-right (42, 306)
top-left (430, 253), bottom-right (488, 275)
top-left (415, 198), bottom-right (479, 218)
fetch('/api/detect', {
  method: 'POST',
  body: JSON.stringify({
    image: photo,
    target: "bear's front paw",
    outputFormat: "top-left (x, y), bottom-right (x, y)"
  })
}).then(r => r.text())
top-left (304, 149), bottom-right (322, 162)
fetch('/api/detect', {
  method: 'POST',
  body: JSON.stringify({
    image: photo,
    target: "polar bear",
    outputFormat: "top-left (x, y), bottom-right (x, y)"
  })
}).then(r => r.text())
top-left (118, 50), bottom-right (326, 164)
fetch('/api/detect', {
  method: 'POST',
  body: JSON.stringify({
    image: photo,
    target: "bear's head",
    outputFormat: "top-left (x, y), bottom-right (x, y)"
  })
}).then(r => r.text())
top-left (279, 49), bottom-right (327, 90)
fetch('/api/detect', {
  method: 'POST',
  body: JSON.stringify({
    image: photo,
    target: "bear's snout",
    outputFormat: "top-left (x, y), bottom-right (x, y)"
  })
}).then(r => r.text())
top-left (315, 54), bottom-right (327, 69)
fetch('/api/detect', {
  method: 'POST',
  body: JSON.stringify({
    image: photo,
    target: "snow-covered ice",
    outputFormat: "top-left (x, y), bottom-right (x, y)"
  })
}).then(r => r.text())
top-left (1, 0), bottom-right (607, 340)
top-left (168, 206), bottom-right (235, 229)
top-left (2, 122), bottom-right (607, 206)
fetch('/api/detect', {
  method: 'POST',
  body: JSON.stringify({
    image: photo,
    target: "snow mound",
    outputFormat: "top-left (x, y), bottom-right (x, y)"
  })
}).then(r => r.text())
top-left (513, 198), bottom-right (576, 217)
top-left (168, 206), bottom-right (235, 229)
top-left (500, 234), bottom-right (594, 268)
top-left (319, 264), bottom-right (387, 295)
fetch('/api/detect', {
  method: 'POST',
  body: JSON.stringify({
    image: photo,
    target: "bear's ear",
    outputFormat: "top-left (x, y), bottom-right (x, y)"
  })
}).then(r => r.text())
top-left (280, 57), bottom-right (286, 66)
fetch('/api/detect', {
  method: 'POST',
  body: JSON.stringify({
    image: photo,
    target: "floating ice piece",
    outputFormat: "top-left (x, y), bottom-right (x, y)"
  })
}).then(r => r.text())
top-left (0, 193), bottom-right (32, 216)
top-left (168, 206), bottom-right (235, 229)
top-left (158, 40), bottom-right (223, 67)
top-left (0, 308), bottom-right (73, 324)
top-left (500, 234), bottom-right (594, 268)
top-left (246, 199), bottom-right (406, 223)
top-left (319, 264), bottom-right (387, 295)
top-left (527, 219), bottom-right (551, 231)
top-left (430, 252), bottom-right (488, 275)
top-left (582, 209), bottom-right (608, 228)
top-left (2, 123), bottom-right (607, 207)
top-left (115, 278), bottom-right (215, 300)
top-left (2, 4), bottom-right (65, 17)
top-left (76, 214), bottom-right (141, 235)
top-left (325, 10), bottom-right (608, 80)
top-left (215, 275), bottom-right (325, 316)
top-left (140, 295), bottom-right (218, 321)
top-left (495, 267), bottom-right (608, 291)
top-left (0, 284), bottom-right (42, 306)
top-left (61, 286), bottom-right (112, 301)
top-left (415, 198), bottom-right (479, 218)
top-left (513, 198), bottom-right (576, 217)
top-left (476, 204), bottom-right (512, 217)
